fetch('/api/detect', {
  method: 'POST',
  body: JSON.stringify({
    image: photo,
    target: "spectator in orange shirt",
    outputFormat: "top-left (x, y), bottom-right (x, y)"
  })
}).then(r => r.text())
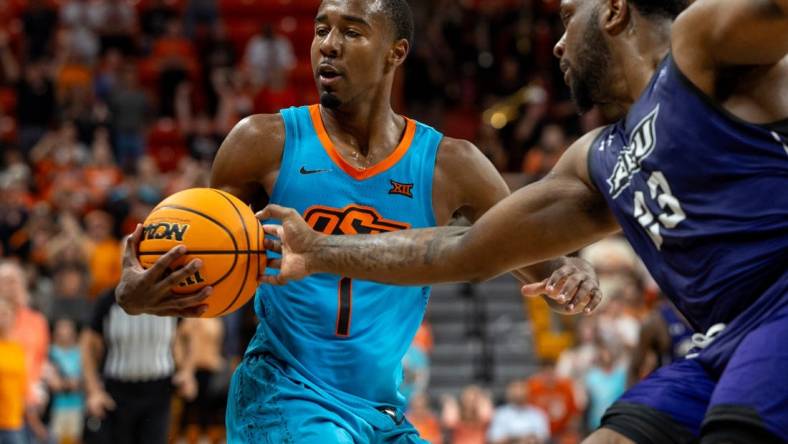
top-left (0, 261), bottom-right (49, 443)
top-left (412, 321), bottom-right (434, 354)
top-left (0, 296), bottom-right (28, 444)
top-left (84, 210), bottom-right (120, 299)
top-left (442, 385), bottom-right (493, 444)
top-left (0, 261), bottom-right (49, 405)
top-left (407, 393), bottom-right (442, 444)
top-left (525, 364), bottom-right (579, 438)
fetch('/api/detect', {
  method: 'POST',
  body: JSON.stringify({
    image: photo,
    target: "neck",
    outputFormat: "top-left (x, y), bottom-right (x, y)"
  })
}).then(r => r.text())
top-left (605, 18), bottom-right (671, 120)
top-left (320, 80), bottom-right (403, 159)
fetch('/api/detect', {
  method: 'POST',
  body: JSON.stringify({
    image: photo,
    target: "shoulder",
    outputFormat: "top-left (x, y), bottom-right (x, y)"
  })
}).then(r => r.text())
top-left (670, 4), bottom-right (716, 90)
top-left (213, 114), bottom-right (285, 174)
top-left (552, 126), bottom-right (607, 188)
top-left (436, 137), bottom-right (485, 166)
top-left (432, 136), bottom-right (510, 222)
top-left (224, 113), bottom-right (285, 149)
top-left (435, 136), bottom-right (501, 183)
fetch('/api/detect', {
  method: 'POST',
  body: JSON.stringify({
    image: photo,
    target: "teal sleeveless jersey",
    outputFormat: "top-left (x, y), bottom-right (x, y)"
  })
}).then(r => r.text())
top-left (247, 105), bottom-right (443, 415)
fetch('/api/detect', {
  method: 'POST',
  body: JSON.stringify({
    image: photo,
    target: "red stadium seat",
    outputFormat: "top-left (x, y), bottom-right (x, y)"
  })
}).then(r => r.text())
top-left (0, 88), bottom-right (17, 113)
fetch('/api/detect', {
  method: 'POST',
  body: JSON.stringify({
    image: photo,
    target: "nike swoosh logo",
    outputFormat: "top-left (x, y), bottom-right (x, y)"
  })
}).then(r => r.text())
top-left (300, 167), bottom-right (331, 175)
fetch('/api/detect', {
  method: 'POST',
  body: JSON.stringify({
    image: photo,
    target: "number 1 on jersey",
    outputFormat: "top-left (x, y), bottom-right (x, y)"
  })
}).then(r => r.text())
top-left (336, 278), bottom-right (352, 337)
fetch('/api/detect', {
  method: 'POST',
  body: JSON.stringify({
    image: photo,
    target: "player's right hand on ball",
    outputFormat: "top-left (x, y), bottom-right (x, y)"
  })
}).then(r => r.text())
top-left (116, 224), bottom-right (212, 317)
top-left (257, 204), bottom-right (323, 285)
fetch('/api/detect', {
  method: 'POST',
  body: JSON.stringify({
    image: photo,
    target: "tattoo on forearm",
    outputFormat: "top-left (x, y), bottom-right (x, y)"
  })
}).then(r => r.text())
top-left (312, 227), bottom-right (469, 280)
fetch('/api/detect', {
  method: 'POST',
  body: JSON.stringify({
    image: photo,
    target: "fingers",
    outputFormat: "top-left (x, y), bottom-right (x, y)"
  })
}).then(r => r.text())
top-left (520, 280), bottom-right (547, 298)
top-left (148, 244), bottom-right (187, 279)
top-left (545, 266), bottom-right (572, 293)
top-left (122, 224), bottom-right (144, 268)
top-left (584, 288), bottom-right (603, 314)
top-left (257, 204), bottom-right (298, 221)
top-left (557, 274), bottom-right (583, 310)
top-left (262, 226), bottom-right (283, 252)
top-left (158, 258), bottom-right (203, 289)
top-left (569, 278), bottom-right (597, 312)
top-left (256, 260), bottom-right (281, 283)
top-left (159, 287), bottom-right (213, 311)
top-left (259, 273), bottom-right (288, 286)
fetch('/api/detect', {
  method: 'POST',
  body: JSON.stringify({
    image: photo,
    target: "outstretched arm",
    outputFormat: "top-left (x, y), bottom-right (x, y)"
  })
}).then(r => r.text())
top-left (262, 129), bottom-right (619, 288)
top-left (434, 137), bottom-right (602, 314)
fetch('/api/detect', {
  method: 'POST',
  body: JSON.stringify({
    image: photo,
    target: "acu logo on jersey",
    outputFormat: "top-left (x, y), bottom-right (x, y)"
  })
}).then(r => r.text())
top-left (607, 105), bottom-right (660, 198)
top-left (304, 205), bottom-right (411, 235)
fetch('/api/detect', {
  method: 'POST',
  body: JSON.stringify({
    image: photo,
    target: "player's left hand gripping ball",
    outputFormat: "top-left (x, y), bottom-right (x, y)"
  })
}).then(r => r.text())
top-left (119, 188), bottom-right (266, 318)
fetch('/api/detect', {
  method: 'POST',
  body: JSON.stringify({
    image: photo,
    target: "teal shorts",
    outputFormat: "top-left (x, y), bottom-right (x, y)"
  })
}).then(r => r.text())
top-left (226, 353), bottom-right (427, 444)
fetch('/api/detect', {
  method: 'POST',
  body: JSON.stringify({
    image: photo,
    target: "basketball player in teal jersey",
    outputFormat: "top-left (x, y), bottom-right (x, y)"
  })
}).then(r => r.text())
top-left (259, 0), bottom-right (788, 442)
top-left (115, 0), bottom-right (603, 442)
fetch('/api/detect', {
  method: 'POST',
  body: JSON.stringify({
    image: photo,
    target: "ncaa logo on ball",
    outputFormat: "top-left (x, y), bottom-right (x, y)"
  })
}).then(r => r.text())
top-left (142, 222), bottom-right (190, 241)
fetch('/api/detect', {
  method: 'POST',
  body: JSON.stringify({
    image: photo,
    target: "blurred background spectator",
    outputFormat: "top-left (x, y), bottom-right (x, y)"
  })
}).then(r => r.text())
top-left (487, 380), bottom-right (550, 444)
top-left (0, 0), bottom-right (692, 442)
top-left (177, 318), bottom-right (227, 444)
top-left (0, 295), bottom-right (28, 444)
top-left (47, 318), bottom-right (84, 444)
top-left (81, 288), bottom-right (195, 444)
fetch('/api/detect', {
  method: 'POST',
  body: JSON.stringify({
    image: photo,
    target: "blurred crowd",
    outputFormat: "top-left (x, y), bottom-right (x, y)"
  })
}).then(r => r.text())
top-left (0, 0), bottom-right (689, 443)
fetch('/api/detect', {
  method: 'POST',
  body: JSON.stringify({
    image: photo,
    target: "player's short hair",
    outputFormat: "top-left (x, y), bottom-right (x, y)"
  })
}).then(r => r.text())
top-left (628, 0), bottom-right (688, 19)
top-left (381, 0), bottom-right (414, 45)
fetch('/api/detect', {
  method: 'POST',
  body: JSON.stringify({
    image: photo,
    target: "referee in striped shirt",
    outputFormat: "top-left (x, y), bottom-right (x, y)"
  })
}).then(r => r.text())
top-left (81, 288), bottom-right (196, 444)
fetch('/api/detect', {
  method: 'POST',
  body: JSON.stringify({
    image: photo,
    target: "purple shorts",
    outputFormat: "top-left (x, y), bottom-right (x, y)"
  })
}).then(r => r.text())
top-left (602, 306), bottom-right (788, 442)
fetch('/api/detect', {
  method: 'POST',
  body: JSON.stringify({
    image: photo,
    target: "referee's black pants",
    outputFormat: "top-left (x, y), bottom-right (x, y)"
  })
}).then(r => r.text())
top-left (85, 377), bottom-right (173, 444)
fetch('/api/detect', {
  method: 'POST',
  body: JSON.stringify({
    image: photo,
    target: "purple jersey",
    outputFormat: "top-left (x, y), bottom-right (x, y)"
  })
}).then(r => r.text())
top-left (587, 55), bottom-right (788, 369)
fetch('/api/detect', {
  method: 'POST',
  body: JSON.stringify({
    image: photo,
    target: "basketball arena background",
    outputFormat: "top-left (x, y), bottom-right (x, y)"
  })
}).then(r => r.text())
top-left (0, 0), bottom-right (686, 443)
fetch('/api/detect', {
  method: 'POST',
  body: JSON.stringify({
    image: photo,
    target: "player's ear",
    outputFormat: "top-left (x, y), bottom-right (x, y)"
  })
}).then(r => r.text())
top-left (602, 0), bottom-right (630, 36)
top-left (386, 38), bottom-right (409, 72)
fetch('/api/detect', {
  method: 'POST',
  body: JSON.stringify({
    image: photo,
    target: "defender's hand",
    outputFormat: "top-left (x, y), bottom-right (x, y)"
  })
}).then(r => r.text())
top-left (520, 258), bottom-right (602, 315)
top-left (116, 224), bottom-right (212, 317)
top-left (257, 204), bottom-right (323, 285)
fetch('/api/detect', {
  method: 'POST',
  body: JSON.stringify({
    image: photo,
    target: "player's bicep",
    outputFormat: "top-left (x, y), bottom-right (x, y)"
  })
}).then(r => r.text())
top-left (673, 0), bottom-right (788, 70)
top-left (209, 114), bottom-right (285, 205)
top-left (435, 138), bottom-right (511, 224)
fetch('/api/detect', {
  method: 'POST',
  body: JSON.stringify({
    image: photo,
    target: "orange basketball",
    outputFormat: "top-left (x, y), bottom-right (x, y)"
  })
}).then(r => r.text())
top-left (138, 188), bottom-right (265, 317)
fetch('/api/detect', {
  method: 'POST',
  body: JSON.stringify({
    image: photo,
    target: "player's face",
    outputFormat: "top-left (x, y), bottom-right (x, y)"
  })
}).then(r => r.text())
top-left (312, 0), bottom-right (399, 109)
top-left (553, 0), bottom-right (613, 113)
